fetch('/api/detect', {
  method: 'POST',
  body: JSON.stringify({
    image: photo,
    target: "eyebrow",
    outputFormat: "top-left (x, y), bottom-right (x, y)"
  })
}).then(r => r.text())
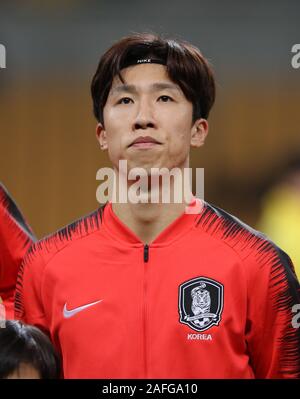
top-left (110, 82), bottom-right (181, 96)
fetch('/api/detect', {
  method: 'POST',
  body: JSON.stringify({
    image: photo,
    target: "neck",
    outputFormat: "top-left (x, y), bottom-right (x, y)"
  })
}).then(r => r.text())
top-left (111, 167), bottom-right (194, 244)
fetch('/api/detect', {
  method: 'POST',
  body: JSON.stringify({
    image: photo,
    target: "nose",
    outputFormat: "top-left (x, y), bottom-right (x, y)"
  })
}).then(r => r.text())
top-left (133, 98), bottom-right (156, 130)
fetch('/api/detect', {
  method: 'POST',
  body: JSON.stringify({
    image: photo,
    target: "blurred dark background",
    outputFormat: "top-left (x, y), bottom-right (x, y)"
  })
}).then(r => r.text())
top-left (0, 0), bottom-right (299, 239)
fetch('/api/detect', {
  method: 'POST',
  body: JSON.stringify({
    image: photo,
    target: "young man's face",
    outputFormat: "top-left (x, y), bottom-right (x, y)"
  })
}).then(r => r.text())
top-left (96, 63), bottom-right (208, 173)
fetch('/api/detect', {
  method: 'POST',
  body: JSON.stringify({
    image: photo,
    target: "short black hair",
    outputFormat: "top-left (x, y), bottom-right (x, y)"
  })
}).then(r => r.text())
top-left (91, 32), bottom-right (216, 125)
top-left (0, 320), bottom-right (61, 379)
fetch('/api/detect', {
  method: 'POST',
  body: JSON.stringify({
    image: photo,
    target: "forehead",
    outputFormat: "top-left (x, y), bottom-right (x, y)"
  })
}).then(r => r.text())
top-left (109, 63), bottom-right (181, 94)
top-left (7, 363), bottom-right (41, 379)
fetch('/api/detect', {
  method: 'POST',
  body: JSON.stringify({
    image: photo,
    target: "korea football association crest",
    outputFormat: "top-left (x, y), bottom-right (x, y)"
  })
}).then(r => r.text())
top-left (178, 276), bottom-right (224, 332)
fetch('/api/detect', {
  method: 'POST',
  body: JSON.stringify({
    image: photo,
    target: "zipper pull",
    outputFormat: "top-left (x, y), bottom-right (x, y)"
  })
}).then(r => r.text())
top-left (144, 244), bottom-right (149, 263)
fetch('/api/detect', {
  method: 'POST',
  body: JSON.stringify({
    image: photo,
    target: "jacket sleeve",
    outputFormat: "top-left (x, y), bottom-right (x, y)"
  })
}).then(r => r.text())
top-left (245, 243), bottom-right (300, 378)
top-left (0, 183), bottom-right (36, 319)
top-left (14, 243), bottom-right (49, 334)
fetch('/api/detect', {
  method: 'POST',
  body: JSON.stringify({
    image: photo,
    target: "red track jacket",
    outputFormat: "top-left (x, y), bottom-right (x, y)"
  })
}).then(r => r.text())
top-left (15, 199), bottom-right (300, 378)
top-left (0, 183), bottom-right (35, 319)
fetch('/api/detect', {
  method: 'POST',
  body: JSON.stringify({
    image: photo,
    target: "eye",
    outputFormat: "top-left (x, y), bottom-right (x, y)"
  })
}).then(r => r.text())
top-left (117, 97), bottom-right (133, 105)
top-left (158, 95), bottom-right (174, 102)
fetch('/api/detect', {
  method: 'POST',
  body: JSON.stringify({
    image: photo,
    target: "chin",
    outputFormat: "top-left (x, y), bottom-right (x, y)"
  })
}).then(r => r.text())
top-left (126, 157), bottom-right (161, 170)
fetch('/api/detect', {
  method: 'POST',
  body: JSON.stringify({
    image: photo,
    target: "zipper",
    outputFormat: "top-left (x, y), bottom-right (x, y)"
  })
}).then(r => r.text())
top-left (144, 244), bottom-right (149, 263)
top-left (143, 244), bottom-right (149, 377)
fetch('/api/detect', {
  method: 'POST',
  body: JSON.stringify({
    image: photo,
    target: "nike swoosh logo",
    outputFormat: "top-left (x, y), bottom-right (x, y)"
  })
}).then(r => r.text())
top-left (63, 299), bottom-right (103, 319)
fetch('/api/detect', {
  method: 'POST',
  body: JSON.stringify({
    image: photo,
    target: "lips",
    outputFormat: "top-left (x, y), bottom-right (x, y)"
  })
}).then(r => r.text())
top-left (129, 136), bottom-right (162, 147)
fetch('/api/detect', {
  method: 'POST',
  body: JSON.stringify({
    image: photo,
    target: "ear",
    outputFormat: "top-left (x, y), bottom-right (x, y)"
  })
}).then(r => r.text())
top-left (190, 118), bottom-right (209, 148)
top-left (96, 123), bottom-right (108, 151)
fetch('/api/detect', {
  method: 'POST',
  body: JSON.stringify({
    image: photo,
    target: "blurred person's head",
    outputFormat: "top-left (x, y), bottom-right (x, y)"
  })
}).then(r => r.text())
top-left (0, 320), bottom-right (60, 379)
top-left (91, 33), bottom-right (215, 172)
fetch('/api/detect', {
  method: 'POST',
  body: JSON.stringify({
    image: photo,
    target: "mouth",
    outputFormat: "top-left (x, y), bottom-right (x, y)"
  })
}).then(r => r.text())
top-left (128, 136), bottom-right (162, 149)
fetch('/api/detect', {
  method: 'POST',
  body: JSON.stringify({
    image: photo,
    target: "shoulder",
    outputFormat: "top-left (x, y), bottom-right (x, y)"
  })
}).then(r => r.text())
top-left (0, 182), bottom-right (35, 243)
top-left (15, 205), bottom-right (106, 319)
top-left (21, 204), bottom-right (106, 271)
top-left (197, 201), bottom-right (297, 278)
top-left (198, 201), bottom-right (273, 254)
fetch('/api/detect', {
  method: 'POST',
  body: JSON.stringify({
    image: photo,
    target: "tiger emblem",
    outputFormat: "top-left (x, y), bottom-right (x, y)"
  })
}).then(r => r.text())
top-left (178, 276), bottom-right (224, 332)
top-left (191, 283), bottom-right (211, 327)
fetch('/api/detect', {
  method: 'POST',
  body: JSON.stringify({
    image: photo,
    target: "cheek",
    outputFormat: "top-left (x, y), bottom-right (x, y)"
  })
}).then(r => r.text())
top-left (163, 107), bottom-right (192, 143)
top-left (103, 110), bottom-right (126, 159)
top-left (106, 134), bottom-right (124, 164)
top-left (166, 119), bottom-right (191, 156)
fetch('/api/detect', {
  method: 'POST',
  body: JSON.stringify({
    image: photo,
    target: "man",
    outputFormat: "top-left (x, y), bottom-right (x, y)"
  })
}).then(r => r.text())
top-left (15, 33), bottom-right (300, 378)
top-left (0, 183), bottom-right (35, 319)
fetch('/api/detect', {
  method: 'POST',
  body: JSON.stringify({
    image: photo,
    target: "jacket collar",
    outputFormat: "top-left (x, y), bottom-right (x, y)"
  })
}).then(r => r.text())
top-left (102, 197), bottom-right (205, 247)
